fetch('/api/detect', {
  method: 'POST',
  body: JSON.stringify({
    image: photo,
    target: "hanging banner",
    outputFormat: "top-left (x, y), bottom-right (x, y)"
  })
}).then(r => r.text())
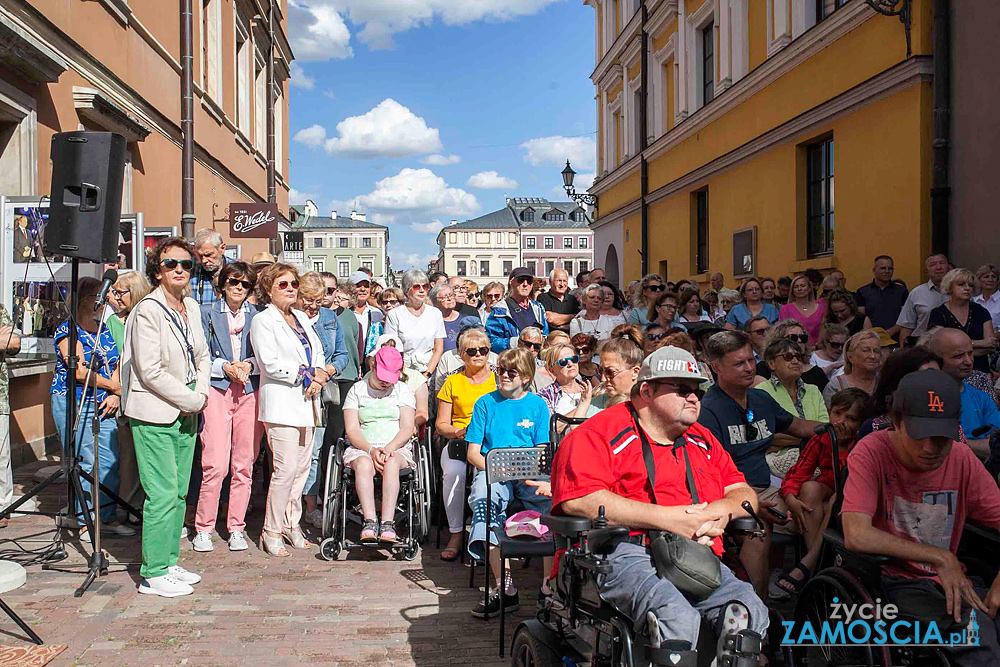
top-left (230, 202), bottom-right (279, 238)
top-left (283, 231), bottom-right (304, 262)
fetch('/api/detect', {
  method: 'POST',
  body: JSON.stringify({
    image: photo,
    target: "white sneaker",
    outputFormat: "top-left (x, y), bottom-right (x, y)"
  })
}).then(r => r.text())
top-left (191, 531), bottom-right (214, 552)
top-left (180, 526), bottom-right (189, 540)
top-left (228, 531), bottom-right (249, 551)
top-left (139, 574), bottom-right (193, 598)
top-left (167, 565), bottom-right (202, 585)
top-left (305, 509), bottom-right (323, 529)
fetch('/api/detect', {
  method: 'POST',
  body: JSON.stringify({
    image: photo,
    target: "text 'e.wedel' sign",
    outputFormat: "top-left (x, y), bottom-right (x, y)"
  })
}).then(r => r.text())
top-left (230, 203), bottom-right (279, 238)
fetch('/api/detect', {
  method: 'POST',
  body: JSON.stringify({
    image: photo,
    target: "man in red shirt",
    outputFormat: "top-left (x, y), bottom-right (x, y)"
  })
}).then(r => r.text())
top-left (842, 369), bottom-right (1000, 666)
top-left (551, 346), bottom-right (768, 654)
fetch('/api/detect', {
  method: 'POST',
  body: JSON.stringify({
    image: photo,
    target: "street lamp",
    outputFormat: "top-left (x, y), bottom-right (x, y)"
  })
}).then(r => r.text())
top-left (562, 160), bottom-right (596, 206)
top-left (865, 0), bottom-right (911, 56)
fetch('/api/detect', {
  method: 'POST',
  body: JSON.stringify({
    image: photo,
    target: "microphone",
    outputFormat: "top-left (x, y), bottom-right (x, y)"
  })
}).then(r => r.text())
top-left (95, 269), bottom-right (118, 308)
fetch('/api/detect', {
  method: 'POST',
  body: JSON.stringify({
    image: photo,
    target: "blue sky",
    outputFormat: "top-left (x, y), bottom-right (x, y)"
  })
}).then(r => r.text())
top-left (287, 0), bottom-right (597, 270)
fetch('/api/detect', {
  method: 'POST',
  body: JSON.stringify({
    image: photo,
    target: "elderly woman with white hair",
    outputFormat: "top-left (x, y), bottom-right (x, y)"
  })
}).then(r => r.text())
top-left (973, 263), bottom-right (1000, 331)
top-left (429, 283), bottom-right (463, 352)
top-left (385, 270), bottom-right (445, 377)
top-left (929, 267), bottom-right (995, 373)
top-left (570, 284), bottom-right (620, 340)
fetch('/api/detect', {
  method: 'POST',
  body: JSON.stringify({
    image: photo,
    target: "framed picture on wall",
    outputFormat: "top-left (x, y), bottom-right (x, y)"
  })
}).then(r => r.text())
top-left (732, 227), bottom-right (757, 279)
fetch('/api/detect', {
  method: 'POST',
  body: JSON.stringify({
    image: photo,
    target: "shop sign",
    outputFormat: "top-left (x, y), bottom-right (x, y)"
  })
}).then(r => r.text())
top-left (230, 202), bottom-right (279, 238)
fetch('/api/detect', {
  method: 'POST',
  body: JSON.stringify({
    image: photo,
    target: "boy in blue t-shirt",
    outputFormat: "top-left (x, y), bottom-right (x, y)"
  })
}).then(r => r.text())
top-left (465, 347), bottom-right (551, 618)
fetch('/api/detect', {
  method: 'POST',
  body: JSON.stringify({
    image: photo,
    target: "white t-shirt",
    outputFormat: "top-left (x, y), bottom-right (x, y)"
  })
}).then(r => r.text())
top-left (810, 351), bottom-right (844, 378)
top-left (343, 377), bottom-right (416, 445)
top-left (385, 305), bottom-right (446, 371)
top-left (569, 313), bottom-right (623, 340)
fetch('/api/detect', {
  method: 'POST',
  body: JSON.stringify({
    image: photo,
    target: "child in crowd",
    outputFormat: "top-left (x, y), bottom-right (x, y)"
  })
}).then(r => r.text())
top-left (770, 387), bottom-right (869, 599)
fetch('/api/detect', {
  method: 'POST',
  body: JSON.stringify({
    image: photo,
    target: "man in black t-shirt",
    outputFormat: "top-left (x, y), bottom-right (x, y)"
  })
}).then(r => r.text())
top-left (448, 276), bottom-right (480, 318)
top-left (536, 269), bottom-right (580, 333)
top-left (697, 330), bottom-right (821, 597)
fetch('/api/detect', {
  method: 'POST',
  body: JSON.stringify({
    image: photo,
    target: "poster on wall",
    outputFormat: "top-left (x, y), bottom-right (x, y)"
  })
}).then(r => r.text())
top-left (283, 231), bottom-right (303, 263)
top-left (230, 202), bottom-right (279, 239)
top-left (733, 227), bottom-right (757, 279)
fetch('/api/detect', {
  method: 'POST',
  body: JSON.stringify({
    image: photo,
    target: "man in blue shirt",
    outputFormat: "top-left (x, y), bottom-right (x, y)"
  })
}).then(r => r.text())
top-left (929, 328), bottom-right (1000, 462)
top-left (465, 347), bottom-right (550, 618)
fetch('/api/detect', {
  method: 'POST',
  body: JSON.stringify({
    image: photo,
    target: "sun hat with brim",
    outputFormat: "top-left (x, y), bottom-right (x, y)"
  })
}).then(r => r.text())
top-left (374, 347), bottom-right (403, 384)
top-left (892, 368), bottom-right (961, 440)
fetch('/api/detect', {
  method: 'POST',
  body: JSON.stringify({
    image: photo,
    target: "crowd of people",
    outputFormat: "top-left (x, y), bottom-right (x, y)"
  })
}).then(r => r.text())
top-left (37, 235), bottom-right (1000, 663)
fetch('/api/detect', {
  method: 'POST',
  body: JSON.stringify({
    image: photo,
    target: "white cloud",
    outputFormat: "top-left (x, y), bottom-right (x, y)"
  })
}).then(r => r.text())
top-left (391, 251), bottom-right (439, 270)
top-left (288, 1), bottom-right (353, 61)
top-left (467, 170), bottom-right (518, 189)
top-left (289, 62), bottom-right (315, 89)
top-left (323, 89), bottom-right (337, 100)
top-left (521, 135), bottom-right (597, 170)
top-left (422, 154), bottom-right (461, 166)
top-left (293, 124), bottom-right (328, 149)
top-left (289, 188), bottom-right (317, 205)
top-left (410, 220), bottom-right (445, 234)
top-left (321, 99), bottom-right (442, 159)
top-left (357, 168), bottom-right (479, 219)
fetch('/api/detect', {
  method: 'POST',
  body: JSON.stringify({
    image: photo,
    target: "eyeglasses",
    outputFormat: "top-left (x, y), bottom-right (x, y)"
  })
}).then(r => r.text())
top-left (519, 340), bottom-right (541, 350)
top-left (110, 288), bottom-right (130, 298)
top-left (497, 367), bottom-right (520, 379)
top-left (556, 355), bottom-right (580, 368)
top-left (453, 285), bottom-right (467, 292)
top-left (276, 280), bottom-right (300, 290)
top-left (326, 287), bottom-right (337, 295)
top-left (786, 334), bottom-right (810, 345)
top-left (381, 298), bottom-right (400, 306)
top-left (160, 258), bottom-right (194, 271)
top-left (646, 284), bottom-right (666, 292)
top-left (227, 278), bottom-right (252, 290)
top-left (464, 346), bottom-right (490, 357)
top-left (658, 302), bottom-right (677, 310)
top-left (646, 332), bottom-right (667, 341)
top-left (651, 381), bottom-right (702, 399)
top-left (777, 352), bottom-right (806, 363)
top-left (410, 283), bottom-right (428, 291)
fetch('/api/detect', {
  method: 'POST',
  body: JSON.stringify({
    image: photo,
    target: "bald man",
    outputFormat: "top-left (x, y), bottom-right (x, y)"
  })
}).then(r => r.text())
top-left (448, 276), bottom-right (479, 317)
top-left (536, 269), bottom-right (580, 333)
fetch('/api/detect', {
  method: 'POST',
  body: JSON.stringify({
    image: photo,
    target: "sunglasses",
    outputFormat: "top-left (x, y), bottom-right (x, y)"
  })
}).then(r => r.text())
top-left (600, 366), bottom-right (628, 381)
top-left (326, 287), bottom-right (337, 295)
top-left (497, 367), bottom-right (520, 379)
top-left (382, 298), bottom-right (400, 306)
top-left (160, 258), bottom-right (194, 271)
top-left (469, 293), bottom-right (480, 299)
top-left (515, 276), bottom-right (533, 285)
top-left (778, 352), bottom-right (806, 363)
top-left (520, 340), bottom-right (541, 350)
top-left (786, 334), bottom-right (810, 345)
top-left (646, 332), bottom-right (667, 341)
top-left (828, 340), bottom-right (846, 349)
top-left (276, 280), bottom-right (299, 290)
top-left (464, 346), bottom-right (489, 357)
top-left (652, 381), bottom-right (702, 399)
top-left (227, 278), bottom-right (252, 290)
top-left (411, 283), bottom-right (428, 291)
top-left (575, 347), bottom-right (592, 355)
top-left (646, 284), bottom-right (666, 292)
top-left (556, 355), bottom-right (580, 368)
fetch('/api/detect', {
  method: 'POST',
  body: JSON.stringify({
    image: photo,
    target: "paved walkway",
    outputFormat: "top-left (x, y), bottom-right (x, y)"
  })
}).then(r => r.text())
top-left (0, 460), bottom-right (541, 666)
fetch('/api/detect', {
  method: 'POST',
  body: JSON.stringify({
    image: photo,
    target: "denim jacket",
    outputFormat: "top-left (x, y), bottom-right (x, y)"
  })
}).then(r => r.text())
top-left (310, 307), bottom-right (349, 375)
top-left (201, 301), bottom-right (260, 394)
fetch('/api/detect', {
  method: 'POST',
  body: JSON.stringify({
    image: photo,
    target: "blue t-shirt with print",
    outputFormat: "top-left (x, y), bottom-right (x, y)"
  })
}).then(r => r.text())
top-left (52, 320), bottom-right (120, 403)
top-left (465, 390), bottom-right (550, 454)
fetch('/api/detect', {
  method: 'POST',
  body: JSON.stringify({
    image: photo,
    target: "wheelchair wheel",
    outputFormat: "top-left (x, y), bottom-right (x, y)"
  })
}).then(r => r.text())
top-left (510, 627), bottom-right (561, 667)
top-left (791, 569), bottom-right (890, 667)
top-left (417, 444), bottom-right (432, 542)
top-left (401, 543), bottom-right (419, 561)
top-left (320, 536), bottom-right (341, 561)
top-left (321, 441), bottom-right (344, 540)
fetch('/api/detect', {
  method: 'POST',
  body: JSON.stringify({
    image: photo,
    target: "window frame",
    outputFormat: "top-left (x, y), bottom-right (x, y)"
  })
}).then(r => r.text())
top-left (701, 21), bottom-right (715, 107)
top-left (456, 260), bottom-right (467, 277)
top-left (338, 261), bottom-right (349, 278)
top-left (695, 189), bottom-right (709, 275)
top-left (362, 237), bottom-right (372, 248)
top-left (480, 260), bottom-right (490, 276)
top-left (339, 237), bottom-right (349, 248)
top-left (563, 237), bottom-right (573, 249)
top-left (312, 237), bottom-right (323, 248)
top-left (806, 136), bottom-right (835, 257)
top-left (580, 236), bottom-right (589, 249)
top-left (525, 236), bottom-right (536, 249)
top-left (544, 237), bottom-right (554, 250)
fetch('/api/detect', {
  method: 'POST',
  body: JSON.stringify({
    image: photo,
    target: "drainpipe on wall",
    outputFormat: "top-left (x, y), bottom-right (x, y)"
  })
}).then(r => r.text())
top-left (266, 0), bottom-right (276, 204)
top-left (930, 0), bottom-right (950, 256)
top-left (180, 0), bottom-right (195, 239)
top-left (639, 4), bottom-right (649, 276)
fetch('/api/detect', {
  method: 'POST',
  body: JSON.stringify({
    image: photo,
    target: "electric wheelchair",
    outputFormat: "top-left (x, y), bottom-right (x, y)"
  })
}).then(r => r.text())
top-left (510, 505), bottom-right (775, 667)
top-left (788, 425), bottom-right (1000, 667)
top-left (318, 433), bottom-right (432, 561)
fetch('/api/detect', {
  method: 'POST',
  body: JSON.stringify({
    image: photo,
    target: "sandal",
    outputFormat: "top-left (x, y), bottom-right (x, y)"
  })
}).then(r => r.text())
top-left (440, 546), bottom-right (460, 562)
top-left (282, 528), bottom-right (311, 550)
top-left (378, 521), bottom-right (398, 543)
top-left (768, 561), bottom-right (812, 601)
top-left (260, 531), bottom-right (290, 557)
top-left (360, 520), bottom-right (378, 545)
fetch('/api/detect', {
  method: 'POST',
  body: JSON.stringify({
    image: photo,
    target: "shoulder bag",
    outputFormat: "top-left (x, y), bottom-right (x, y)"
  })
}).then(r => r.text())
top-left (631, 406), bottom-right (722, 600)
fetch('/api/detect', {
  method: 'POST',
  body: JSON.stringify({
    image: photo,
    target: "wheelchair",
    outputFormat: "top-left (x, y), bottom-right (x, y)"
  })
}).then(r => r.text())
top-left (788, 425), bottom-right (999, 667)
top-left (318, 434), bottom-right (432, 561)
top-left (510, 505), bottom-right (772, 667)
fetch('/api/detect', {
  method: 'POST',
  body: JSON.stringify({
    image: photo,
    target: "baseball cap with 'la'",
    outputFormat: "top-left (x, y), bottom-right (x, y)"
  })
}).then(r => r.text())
top-left (636, 345), bottom-right (708, 384)
top-left (892, 368), bottom-right (961, 440)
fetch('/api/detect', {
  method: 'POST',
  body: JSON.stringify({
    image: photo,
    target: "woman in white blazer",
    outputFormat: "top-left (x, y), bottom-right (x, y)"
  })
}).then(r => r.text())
top-left (250, 263), bottom-right (330, 556)
top-left (121, 238), bottom-right (210, 598)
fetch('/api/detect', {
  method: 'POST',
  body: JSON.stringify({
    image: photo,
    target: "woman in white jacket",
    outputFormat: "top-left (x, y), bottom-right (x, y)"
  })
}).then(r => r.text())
top-left (250, 263), bottom-right (330, 557)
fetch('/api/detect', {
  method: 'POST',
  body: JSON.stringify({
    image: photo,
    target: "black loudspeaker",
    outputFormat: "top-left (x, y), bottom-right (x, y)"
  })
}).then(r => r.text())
top-left (45, 131), bottom-right (127, 263)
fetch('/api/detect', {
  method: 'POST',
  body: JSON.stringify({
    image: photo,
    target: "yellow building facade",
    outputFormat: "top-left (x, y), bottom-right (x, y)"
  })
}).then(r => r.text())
top-left (586, 0), bottom-right (936, 291)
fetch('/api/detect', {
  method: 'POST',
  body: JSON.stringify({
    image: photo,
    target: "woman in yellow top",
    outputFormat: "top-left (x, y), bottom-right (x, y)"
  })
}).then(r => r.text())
top-left (435, 325), bottom-right (496, 562)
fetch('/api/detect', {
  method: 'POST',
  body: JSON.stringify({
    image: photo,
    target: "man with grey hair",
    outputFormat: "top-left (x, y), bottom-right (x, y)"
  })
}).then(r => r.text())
top-left (537, 269), bottom-right (579, 333)
top-left (697, 330), bottom-right (821, 596)
top-left (448, 276), bottom-right (479, 318)
top-left (190, 228), bottom-right (228, 306)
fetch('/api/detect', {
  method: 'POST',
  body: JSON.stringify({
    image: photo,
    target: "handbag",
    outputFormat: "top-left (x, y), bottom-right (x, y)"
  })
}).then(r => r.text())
top-left (631, 406), bottom-right (723, 600)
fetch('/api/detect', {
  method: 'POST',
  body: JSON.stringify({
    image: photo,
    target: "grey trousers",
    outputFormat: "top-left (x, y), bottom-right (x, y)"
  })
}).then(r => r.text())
top-left (600, 541), bottom-right (769, 648)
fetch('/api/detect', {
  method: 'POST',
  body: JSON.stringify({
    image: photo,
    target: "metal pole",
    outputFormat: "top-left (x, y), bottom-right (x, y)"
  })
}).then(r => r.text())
top-left (639, 5), bottom-right (649, 276)
top-left (180, 0), bottom-right (196, 239)
top-left (930, 0), bottom-right (951, 257)
top-left (266, 0), bottom-right (276, 204)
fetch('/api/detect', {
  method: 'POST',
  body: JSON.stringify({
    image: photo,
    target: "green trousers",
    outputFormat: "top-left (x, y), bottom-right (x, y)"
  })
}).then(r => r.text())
top-left (130, 414), bottom-right (197, 579)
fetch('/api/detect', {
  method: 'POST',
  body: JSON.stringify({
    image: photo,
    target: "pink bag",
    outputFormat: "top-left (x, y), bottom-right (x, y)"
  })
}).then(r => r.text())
top-left (505, 510), bottom-right (551, 540)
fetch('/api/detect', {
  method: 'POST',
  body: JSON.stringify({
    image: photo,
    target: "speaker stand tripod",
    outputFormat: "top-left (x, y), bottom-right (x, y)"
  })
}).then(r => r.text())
top-left (0, 259), bottom-right (141, 601)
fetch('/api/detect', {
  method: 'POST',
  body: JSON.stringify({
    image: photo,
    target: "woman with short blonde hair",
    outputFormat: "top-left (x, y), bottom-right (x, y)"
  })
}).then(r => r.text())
top-left (821, 330), bottom-right (882, 406)
top-left (929, 268), bottom-right (994, 373)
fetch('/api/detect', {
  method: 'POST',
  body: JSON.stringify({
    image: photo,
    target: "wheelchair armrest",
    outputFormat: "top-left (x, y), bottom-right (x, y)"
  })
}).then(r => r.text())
top-left (726, 516), bottom-right (763, 536)
top-left (541, 514), bottom-right (591, 536)
top-left (822, 528), bottom-right (893, 565)
top-left (587, 526), bottom-right (630, 556)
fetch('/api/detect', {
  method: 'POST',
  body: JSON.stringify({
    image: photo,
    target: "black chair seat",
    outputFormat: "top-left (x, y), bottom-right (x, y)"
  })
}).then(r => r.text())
top-left (541, 514), bottom-right (592, 535)
top-left (492, 527), bottom-right (556, 557)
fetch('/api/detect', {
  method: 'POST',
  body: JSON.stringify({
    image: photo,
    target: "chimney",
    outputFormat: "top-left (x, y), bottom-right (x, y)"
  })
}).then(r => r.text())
top-left (350, 210), bottom-right (367, 222)
top-left (450, 219), bottom-right (457, 226)
top-left (330, 210), bottom-right (337, 219)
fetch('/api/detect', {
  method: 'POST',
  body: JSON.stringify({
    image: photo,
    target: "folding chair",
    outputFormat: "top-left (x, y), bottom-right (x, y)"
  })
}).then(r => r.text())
top-left (480, 446), bottom-right (554, 657)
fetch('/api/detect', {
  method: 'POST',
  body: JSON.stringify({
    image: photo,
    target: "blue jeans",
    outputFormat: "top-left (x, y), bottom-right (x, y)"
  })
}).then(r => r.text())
top-left (51, 393), bottom-right (120, 523)
top-left (304, 426), bottom-right (325, 497)
top-left (467, 469), bottom-right (551, 561)
top-left (599, 541), bottom-right (768, 648)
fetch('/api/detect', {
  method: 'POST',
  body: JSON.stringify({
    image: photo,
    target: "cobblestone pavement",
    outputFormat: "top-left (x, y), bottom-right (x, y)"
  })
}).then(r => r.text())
top-left (0, 460), bottom-right (542, 666)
